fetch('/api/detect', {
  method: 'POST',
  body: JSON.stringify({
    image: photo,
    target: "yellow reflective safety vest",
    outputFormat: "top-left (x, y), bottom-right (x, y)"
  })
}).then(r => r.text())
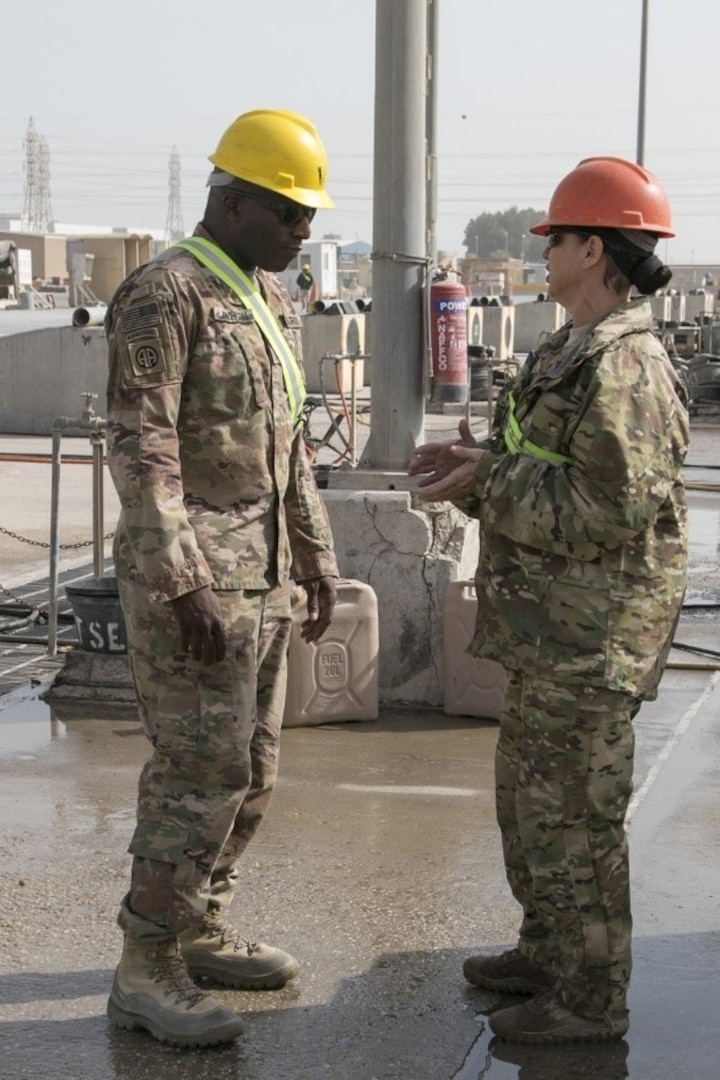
top-left (503, 391), bottom-right (574, 465)
top-left (176, 236), bottom-right (306, 431)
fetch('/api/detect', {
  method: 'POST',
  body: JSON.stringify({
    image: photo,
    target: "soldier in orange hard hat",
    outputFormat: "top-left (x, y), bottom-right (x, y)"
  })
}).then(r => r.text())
top-left (410, 156), bottom-right (688, 1044)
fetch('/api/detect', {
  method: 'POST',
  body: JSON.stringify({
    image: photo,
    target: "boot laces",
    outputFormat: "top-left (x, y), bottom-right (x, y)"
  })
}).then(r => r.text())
top-left (529, 990), bottom-right (558, 1014)
top-left (149, 952), bottom-right (207, 1008)
top-left (202, 914), bottom-right (259, 956)
top-left (501, 947), bottom-right (525, 962)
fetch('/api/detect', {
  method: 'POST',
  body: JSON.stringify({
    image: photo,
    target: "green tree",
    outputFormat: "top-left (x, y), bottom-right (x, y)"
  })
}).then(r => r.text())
top-left (464, 207), bottom-right (548, 262)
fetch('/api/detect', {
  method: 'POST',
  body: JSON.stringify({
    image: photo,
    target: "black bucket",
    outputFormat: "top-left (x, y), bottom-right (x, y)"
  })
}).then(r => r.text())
top-left (64, 575), bottom-right (128, 654)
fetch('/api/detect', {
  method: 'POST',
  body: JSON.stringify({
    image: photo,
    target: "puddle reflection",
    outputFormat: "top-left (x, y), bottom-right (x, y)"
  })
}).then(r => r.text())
top-left (0, 697), bottom-right (64, 755)
top-left (687, 491), bottom-right (720, 558)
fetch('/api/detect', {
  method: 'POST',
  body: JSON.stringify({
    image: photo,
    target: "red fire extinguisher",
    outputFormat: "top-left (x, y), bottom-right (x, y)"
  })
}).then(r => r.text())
top-left (429, 278), bottom-right (468, 403)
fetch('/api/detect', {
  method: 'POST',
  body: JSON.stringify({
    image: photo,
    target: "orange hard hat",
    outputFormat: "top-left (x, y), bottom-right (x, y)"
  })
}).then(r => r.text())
top-left (530, 157), bottom-right (675, 238)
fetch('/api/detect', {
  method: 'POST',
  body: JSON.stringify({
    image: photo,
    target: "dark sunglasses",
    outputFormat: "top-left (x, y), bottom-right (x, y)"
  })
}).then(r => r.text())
top-left (547, 228), bottom-right (591, 249)
top-left (226, 184), bottom-right (316, 226)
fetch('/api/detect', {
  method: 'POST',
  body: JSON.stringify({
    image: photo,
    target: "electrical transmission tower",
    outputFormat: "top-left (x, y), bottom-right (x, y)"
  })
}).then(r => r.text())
top-left (165, 146), bottom-right (185, 243)
top-left (21, 117), bottom-right (54, 232)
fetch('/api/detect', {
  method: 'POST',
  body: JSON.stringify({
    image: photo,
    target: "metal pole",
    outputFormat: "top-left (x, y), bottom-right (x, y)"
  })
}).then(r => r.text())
top-left (426, 0), bottom-right (438, 269)
top-left (47, 428), bottom-right (62, 656)
top-left (360, 0), bottom-right (427, 470)
top-left (91, 431), bottom-right (105, 578)
top-left (637, 0), bottom-right (649, 165)
top-left (46, 402), bottom-right (108, 654)
top-left (424, 0), bottom-right (439, 397)
top-left (486, 365), bottom-right (494, 429)
top-left (350, 359), bottom-right (358, 467)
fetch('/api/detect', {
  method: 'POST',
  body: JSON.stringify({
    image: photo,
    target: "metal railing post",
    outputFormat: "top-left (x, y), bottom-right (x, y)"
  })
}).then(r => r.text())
top-left (349, 358), bottom-right (359, 467)
top-left (47, 428), bottom-right (63, 656)
top-left (46, 394), bottom-right (107, 656)
top-left (91, 430), bottom-right (105, 579)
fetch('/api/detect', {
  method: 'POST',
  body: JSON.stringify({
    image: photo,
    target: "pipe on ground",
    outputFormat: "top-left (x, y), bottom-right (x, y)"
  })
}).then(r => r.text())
top-left (72, 305), bottom-right (107, 328)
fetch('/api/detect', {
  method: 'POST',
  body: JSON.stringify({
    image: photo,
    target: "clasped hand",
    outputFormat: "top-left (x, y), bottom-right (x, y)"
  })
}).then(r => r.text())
top-left (407, 418), bottom-right (483, 501)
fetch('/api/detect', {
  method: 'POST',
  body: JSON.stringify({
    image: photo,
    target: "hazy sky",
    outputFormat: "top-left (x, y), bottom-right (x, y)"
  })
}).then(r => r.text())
top-left (1, 0), bottom-right (717, 263)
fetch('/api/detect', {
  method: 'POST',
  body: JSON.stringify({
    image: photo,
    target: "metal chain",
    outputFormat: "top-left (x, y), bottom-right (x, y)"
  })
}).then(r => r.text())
top-left (0, 579), bottom-right (50, 620)
top-left (0, 525), bottom-right (115, 618)
top-left (0, 525), bottom-right (114, 549)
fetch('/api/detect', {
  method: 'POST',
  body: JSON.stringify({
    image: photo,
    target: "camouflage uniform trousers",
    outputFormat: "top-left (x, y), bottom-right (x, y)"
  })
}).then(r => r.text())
top-left (496, 668), bottom-right (641, 1024)
top-left (116, 578), bottom-right (292, 941)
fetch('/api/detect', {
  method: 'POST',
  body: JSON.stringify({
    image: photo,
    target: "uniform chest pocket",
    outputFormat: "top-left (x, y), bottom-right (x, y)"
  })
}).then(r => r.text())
top-left (233, 337), bottom-right (271, 410)
top-left (190, 331), bottom-right (271, 422)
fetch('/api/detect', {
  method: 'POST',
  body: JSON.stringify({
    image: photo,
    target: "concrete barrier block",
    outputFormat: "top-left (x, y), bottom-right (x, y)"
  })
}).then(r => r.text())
top-left (650, 295), bottom-right (672, 323)
top-left (321, 490), bottom-right (479, 705)
top-left (0, 325), bottom-right (107, 434)
top-left (481, 306), bottom-right (515, 359)
top-left (301, 313), bottom-right (366, 392)
top-left (513, 301), bottom-right (566, 353)
top-left (467, 307), bottom-right (484, 348)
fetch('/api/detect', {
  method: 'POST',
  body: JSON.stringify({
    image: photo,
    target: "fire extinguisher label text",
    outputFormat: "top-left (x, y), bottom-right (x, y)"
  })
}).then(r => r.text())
top-left (433, 298), bottom-right (467, 313)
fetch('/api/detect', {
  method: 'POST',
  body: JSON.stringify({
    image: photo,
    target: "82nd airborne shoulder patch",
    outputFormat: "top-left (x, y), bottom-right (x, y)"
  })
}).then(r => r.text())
top-left (117, 296), bottom-right (178, 386)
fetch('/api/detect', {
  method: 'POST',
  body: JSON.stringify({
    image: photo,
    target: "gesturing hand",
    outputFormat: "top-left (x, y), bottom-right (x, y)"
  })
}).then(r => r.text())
top-left (408, 419), bottom-right (481, 500)
top-left (413, 445), bottom-right (482, 501)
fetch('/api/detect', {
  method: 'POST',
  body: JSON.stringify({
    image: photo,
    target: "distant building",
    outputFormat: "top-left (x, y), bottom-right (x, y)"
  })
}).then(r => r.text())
top-left (0, 215), bottom-right (166, 241)
top-left (337, 240), bottom-right (372, 296)
top-left (0, 227), bottom-right (163, 303)
top-left (460, 256), bottom-right (524, 297)
top-left (275, 238), bottom-right (339, 303)
top-left (667, 264), bottom-right (720, 292)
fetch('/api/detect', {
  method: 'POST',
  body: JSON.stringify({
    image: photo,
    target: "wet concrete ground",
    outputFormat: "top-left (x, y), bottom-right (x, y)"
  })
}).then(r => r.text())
top-left (0, 424), bottom-right (719, 1078)
top-left (0, 663), bottom-right (718, 1080)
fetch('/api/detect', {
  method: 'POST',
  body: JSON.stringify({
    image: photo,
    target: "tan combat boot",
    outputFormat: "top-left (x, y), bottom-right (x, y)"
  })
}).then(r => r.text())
top-left (107, 935), bottom-right (245, 1047)
top-left (180, 909), bottom-right (299, 989)
top-left (489, 991), bottom-right (629, 1044)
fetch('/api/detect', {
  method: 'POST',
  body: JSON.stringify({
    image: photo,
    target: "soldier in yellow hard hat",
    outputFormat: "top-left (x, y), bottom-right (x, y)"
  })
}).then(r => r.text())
top-left (296, 260), bottom-right (315, 311)
top-left (104, 109), bottom-right (338, 1047)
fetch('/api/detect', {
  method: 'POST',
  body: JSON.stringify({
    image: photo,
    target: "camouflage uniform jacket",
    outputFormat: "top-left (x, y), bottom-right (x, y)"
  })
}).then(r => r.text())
top-left (105, 224), bottom-right (337, 601)
top-left (461, 296), bottom-right (689, 697)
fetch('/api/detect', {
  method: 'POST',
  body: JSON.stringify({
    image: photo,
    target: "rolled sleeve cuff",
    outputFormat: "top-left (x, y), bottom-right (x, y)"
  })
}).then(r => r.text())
top-left (148, 555), bottom-right (215, 604)
top-left (474, 449), bottom-right (500, 493)
top-left (452, 450), bottom-right (502, 517)
top-left (291, 550), bottom-right (339, 583)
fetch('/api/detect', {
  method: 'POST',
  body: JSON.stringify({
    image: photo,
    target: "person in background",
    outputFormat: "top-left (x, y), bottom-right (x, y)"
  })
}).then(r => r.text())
top-left (296, 261), bottom-right (314, 311)
top-left (409, 157), bottom-right (688, 1044)
top-left (104, 108), bottom-right (338, 1048)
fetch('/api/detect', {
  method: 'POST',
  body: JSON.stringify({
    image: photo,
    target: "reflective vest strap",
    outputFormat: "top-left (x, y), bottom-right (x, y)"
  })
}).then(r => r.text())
top-left (175, 237), bottom-right (306, 429)
top-left (503, 392), bottom-right (574, 465)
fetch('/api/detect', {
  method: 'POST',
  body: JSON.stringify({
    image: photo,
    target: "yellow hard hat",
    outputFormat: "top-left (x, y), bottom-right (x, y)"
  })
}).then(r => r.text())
top-left (209, 109), bottom-right (334, 210)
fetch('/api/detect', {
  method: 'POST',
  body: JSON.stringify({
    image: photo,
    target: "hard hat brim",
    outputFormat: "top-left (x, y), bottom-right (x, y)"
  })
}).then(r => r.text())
top-left (530, 216), bottom-right (674, 239)
top-left (207, 167), bottom-right (334, 210)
